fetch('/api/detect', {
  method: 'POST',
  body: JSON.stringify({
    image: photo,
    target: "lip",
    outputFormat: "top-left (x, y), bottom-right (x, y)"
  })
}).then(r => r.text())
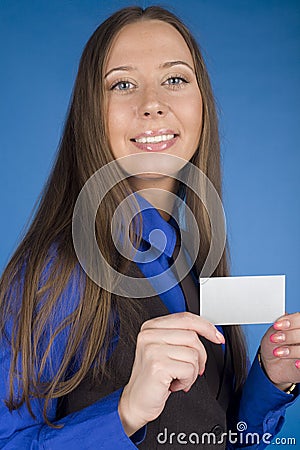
top-left (130, 128), bottom-right (179, 152)
top-left (131, 128), bottom-right (178, 140)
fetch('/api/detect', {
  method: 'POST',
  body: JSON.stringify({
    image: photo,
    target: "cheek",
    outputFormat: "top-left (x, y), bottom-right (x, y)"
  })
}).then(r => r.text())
top-left (107, 101), bottom-right (134, 159)
top-left (181, 94), bottom-right (203, 140)
top-left (107, 100), bottom-right (130, 140)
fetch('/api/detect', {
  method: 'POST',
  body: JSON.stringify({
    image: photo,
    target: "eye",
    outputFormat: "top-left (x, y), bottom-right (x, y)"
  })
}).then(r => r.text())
top-left (163, 76), bottom-right (189, 87)
top-left (110, 80), bottom-right (135, 91)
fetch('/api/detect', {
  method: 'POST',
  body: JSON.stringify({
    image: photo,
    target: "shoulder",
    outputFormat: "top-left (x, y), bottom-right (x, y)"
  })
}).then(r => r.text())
top-left (3, 242), bottom-right (86, 326)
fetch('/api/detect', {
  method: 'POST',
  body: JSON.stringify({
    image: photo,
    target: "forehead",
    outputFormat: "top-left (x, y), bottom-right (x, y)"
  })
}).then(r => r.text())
top-left (105, 20), bottom-right (194, 68)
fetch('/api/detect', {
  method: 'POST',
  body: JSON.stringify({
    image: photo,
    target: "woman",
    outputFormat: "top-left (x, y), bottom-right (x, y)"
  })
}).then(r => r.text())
top-left (0, 6), bottom-right (298, 449)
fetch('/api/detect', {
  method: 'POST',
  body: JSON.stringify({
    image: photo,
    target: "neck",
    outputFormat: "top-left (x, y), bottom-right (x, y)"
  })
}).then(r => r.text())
top-left (129, 176), bottom-right (179, 221)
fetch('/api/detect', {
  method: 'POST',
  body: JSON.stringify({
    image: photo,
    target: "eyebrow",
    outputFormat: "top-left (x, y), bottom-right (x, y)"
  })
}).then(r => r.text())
top-left (104, 60), bottom-right (194, 78)
top-left (161, 60), bottom-right (194, 72)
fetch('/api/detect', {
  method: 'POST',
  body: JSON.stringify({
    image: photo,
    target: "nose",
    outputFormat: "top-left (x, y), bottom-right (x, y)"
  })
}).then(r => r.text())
top-left (138, 88), bottom-right (168, 118)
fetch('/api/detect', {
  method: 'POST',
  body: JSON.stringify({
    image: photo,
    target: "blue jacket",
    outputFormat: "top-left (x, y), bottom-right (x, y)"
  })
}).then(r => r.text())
top-left (0, 199), bottom-right (298, 449)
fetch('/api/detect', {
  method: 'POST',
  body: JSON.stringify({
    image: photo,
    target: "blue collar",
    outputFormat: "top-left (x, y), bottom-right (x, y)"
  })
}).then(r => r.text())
top-left (134, 193), bottom-right (177, 258)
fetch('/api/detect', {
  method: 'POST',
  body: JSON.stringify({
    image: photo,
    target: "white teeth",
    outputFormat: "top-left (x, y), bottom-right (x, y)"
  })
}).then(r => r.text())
top-left (135, 134), bottom-right (175, 144)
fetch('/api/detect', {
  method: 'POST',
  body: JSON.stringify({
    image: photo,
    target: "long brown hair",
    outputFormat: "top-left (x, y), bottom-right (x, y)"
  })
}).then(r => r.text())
top-left (0, 6), bottom-right (247, 426)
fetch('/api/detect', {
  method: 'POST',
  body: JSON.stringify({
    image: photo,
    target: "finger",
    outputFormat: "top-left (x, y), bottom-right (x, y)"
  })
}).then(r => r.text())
top-left (162, 359), bottom-right (199, 392)
top-left (273, 344), bottom-right (300, 359)
top-left (165, 343), bottom-right (206, 375)
top-left (270, 329), bottom-right (300, 345)
top-left (138, 328), bottom-right (205, 358)
top-left (140, 340), bottom-right (206, 376)
top-left (141, 312), bottom-right (225, 344)
top-left (170, 377), bottom-right (196, 393)
top-left (274, 312), bottom-right (300, 331)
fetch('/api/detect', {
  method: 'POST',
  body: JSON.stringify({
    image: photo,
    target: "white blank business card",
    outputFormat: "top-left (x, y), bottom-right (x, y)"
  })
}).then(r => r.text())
top-left (199, 275), bottom-right (285, 325)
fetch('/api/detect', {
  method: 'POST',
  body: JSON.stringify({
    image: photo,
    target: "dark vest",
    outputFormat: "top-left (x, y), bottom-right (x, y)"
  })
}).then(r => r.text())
top-left (56, 261), bottom-right (234, 449)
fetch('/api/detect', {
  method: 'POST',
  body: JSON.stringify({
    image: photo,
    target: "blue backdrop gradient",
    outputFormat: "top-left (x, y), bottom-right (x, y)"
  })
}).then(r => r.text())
top-left (0, 0), bottom-right (299, 443)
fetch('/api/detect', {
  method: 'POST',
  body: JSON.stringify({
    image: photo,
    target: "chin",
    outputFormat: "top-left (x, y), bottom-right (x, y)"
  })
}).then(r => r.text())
top-left (133, 173), bottom-right (167, 180)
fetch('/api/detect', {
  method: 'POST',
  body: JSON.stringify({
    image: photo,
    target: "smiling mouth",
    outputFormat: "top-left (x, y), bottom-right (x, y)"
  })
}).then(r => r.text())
top-left (130, 134), bottom-right (178, 144)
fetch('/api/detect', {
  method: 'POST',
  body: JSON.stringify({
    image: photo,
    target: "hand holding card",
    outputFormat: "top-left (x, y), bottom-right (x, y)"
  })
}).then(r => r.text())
top-left (260, 312), bottom-right (300, 389)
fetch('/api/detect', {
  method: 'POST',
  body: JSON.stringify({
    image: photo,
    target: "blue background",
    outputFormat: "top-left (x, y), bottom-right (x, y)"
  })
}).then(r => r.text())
top-left (0, 0), bottom-right (299, 443)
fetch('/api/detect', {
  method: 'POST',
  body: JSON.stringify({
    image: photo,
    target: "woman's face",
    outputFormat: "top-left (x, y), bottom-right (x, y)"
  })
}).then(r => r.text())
top-left (104, 20), bottom-right (203, 170)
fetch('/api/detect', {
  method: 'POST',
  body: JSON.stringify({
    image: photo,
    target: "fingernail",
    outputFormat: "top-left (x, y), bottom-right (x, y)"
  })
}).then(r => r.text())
top-left (273, 347), bottom-right (290, 357)
top-left (270, 332), bottom-right (285, 343)
top-left (216, 330), bottom-right (225, 343)
top-left (295, 360), bottom-right (300, 369)
top-left (274, 320), bottom-right (291, 330)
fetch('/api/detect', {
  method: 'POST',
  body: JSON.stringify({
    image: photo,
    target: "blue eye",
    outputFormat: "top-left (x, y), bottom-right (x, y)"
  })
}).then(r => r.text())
top-left (111, 81), bottom-right (134, 91)
top-left (165, 77), bottom-right (188, 86)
